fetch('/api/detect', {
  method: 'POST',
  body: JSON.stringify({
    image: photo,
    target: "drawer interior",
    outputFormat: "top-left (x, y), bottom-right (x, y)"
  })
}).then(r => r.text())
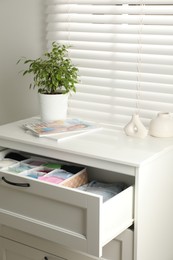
top-left (0, 150), bottom-right (134, 257)
top-left (0, 150), bottom-right (135, 202)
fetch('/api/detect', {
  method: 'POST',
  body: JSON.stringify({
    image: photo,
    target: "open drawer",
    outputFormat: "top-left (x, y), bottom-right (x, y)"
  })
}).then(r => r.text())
top-left (0, 157), bottom-right (134, 257)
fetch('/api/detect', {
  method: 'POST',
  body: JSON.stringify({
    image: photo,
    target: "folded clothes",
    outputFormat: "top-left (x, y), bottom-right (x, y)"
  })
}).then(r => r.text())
top-left (9, 164), bottom-right (33, 173)
top-left (61, 165), bottom-right (84, 174)
top-left (26, 160), bottom-right (47, 166)
top-left (43, 163), bottom-right (61, 169)
top-left (5, 152), bottom-right (28, 161)
top-left (27, 173), bottom-right (41, 179)
top-left (38, 169), bottom-right (73, 184)
top-left (77, 181), bottom-right (127, 202)
top-left (0, 159), bottom-right (18, 169)
top-left (49, 169), bottom-right (73, 179)
top-left (38, 176), bottom-right (65, 184)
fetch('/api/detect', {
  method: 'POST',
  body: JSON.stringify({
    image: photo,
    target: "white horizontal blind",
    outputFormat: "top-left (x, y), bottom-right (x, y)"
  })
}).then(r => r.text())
top-left (46, 0), bottom-right (173, 127)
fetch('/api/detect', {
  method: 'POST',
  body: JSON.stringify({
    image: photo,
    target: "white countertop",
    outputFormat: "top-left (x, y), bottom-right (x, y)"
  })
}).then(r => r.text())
top-left (0, 117), bottom-right (172, 170)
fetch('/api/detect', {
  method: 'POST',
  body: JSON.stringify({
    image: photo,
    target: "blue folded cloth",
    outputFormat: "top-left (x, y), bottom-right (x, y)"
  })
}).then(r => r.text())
top-left (77, 181), bottom-right (127, 202)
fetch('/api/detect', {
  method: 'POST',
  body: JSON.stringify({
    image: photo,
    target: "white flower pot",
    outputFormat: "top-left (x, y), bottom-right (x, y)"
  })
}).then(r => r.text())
top-left (39, 93), bottom-right (69, 122)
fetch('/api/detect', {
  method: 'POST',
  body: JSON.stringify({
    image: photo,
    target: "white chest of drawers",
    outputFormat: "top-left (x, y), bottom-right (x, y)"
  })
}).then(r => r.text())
top-left (0, 117), bottom-right (173, 260)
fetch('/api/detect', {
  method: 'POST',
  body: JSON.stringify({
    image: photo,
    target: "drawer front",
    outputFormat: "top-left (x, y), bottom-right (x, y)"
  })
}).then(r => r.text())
top-left (0, 237), bottom-right (66, 260)
top-left (0, 227), bottom-right (134, 260)
top-left (103, 229), bottom-right (134, 260)
top-left (0, 167), bottom-right (134, 257)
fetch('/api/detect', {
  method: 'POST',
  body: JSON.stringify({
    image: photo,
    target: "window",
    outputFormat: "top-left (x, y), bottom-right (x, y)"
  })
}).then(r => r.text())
top-left (46, 0), bottom-right (173, 127)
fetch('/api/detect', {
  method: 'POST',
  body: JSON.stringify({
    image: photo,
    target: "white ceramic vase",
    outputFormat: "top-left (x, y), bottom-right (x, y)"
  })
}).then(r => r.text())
top-left (124, 113), bottom-right (148, 138)
top-left (149, 112), bottom-right (173, 138)
top-left (39, 93), bottom-right (69, 122)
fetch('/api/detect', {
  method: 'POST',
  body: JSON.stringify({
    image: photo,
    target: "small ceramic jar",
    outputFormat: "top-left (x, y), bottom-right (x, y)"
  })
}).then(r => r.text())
top-left (149, 112), bottom-right (173, 138)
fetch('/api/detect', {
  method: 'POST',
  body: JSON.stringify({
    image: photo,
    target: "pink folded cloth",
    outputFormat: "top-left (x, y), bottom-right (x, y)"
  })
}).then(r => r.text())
top-left (38, 176), bottom-right (64, 184)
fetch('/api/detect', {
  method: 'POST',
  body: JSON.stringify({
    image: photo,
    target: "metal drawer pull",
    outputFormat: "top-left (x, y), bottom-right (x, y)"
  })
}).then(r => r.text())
top-left (2, 176), bottom-right (30, 187)
top-left (44, 257), bottom-right (48, 260)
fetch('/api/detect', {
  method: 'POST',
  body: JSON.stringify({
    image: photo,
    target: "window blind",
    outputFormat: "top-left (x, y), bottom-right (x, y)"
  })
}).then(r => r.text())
top-left (46, 0), bottom-right (173, 127)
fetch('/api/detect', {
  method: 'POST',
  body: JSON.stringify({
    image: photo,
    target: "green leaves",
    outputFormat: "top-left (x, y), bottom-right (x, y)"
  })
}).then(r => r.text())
top-left (17, 42), bottom-right (79, 94)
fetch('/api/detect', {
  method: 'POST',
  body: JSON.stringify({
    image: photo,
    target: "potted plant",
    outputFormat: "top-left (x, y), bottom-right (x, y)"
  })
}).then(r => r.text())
top-left (18, 42), bottom-right (79, 121)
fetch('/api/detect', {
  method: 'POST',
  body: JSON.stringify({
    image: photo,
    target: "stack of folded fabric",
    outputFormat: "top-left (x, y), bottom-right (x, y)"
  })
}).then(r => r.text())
top-left (77, 180), bottom-right (127, 202)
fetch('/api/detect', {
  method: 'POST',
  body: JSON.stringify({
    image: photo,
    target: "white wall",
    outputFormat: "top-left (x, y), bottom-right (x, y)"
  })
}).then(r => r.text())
top-left (0, 0), bottom-right (44, 125)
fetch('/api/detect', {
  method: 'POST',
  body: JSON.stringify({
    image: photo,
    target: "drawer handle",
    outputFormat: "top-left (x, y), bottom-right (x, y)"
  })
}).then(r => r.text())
top-left (2, 176), bottom-right (30, 187)
top-left (44, 257), bottom-right (48, 260)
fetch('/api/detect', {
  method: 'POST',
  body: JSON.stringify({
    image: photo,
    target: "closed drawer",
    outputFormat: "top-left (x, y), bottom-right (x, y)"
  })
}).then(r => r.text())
top-left (0, 226), bottom-right (134, 260)
top-left (0, 237), bottom-right (66, 260)
top-left (0, 157), bottom-right (134, 257)
top-left (103, 229), bottom-right (134, 260)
